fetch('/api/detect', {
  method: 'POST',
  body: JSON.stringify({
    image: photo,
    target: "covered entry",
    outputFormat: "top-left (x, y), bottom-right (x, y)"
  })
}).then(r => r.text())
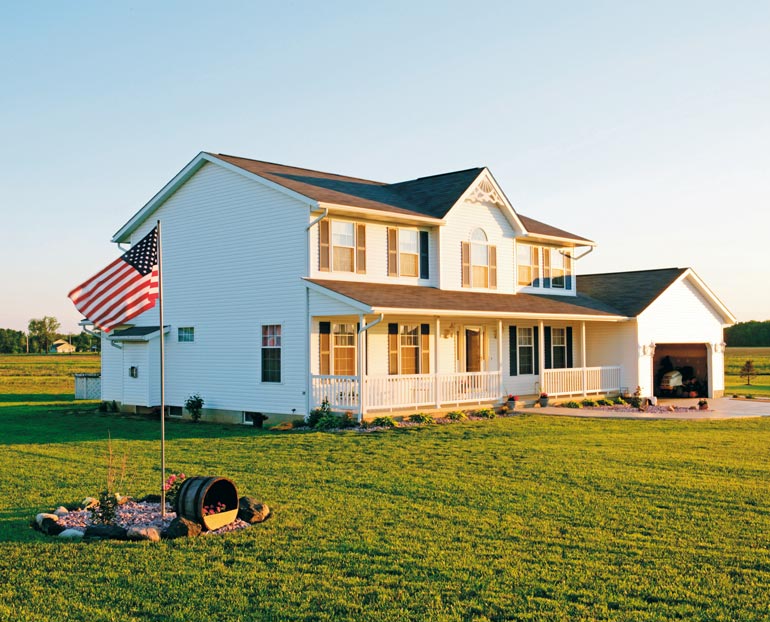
top-left (653, 343), bottom-right (709, 398)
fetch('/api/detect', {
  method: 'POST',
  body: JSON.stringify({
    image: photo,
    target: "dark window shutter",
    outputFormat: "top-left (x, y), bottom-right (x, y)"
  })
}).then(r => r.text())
top-left (565, 274), bottom-right (572, 290)
top-left (489, 245), bottom-right (497, 289)
top-left (356, 224), bottom-right (366, 274)
top-left (509, 325), bottom-right (518, 376)
top-left (533, 326), bottom-right (540, 373)
top-left (544, 326), bottom-right (552, 370)
top-left (319, 322), bottom-right (331, 375)
top-left (566, 326), bottom-right (573, 368)
top-left (419, 231), bottom-right (429, 280)
top-left (319, 219), bottom-right (330, 271)
top-left (461, 242), bottom-right (471, 287)
top-left (388, 323), bottom-right (398, 375)
top-left (420, 324), bottom-right (430, 374)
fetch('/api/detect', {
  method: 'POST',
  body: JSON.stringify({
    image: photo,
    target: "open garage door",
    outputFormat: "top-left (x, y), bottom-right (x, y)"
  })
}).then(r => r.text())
top-left (653, 344), bottom-right (709, 398)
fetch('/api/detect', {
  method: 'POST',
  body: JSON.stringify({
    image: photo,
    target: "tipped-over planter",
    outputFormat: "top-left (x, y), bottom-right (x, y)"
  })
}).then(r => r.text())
top-left (174, 476), bottom-right (238, 531)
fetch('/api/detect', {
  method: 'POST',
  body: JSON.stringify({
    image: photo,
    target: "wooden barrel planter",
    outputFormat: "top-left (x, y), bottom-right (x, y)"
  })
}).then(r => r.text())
top-left (174, 476), bottom-right (239, 531)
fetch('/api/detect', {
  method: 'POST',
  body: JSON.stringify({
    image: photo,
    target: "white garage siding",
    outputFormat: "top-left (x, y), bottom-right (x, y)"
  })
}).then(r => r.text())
top-left (100, 333), bottom-right (123, 403)
top-left (584, 321), bottom-right (639, 395)
top-left (638, 276), bottom-right (727, 398)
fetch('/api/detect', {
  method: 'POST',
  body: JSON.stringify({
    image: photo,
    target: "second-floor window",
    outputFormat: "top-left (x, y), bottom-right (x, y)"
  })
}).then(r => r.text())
top-left (177, 327), bottom-right (194, 342)
top-left (517, 244), bottom-right (572, 290)
top-left (319, 219), bottom-right (366, 274)
top-left (387, 228), bottom-right (429, 279)
top-left (462, 228), bottom-right (497, 289)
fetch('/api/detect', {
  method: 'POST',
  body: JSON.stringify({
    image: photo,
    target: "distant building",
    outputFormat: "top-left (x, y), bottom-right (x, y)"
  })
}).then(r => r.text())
top-left (50, 339), bottom-right (76, 354)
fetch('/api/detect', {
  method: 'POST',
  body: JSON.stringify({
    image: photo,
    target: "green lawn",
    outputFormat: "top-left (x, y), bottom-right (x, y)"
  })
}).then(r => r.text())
top-left (0, 353), bottom-right (100, 403)
top-left (3, 402), bottom-right (770, 621)
top-left (725, 347), bottom-right (770, 397)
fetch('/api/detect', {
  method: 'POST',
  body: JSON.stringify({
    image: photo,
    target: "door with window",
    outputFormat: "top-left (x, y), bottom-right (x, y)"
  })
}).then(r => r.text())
top-left (465, 328), bottom-right (483, 372)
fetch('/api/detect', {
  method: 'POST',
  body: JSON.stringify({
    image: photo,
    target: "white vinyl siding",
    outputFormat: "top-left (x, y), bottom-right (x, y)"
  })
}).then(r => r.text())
top-left (118, 162), bottom-right (309, 415)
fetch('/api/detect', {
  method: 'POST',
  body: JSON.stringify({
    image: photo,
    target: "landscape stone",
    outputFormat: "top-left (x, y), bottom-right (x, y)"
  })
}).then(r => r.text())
top-left (238, 497), bottom-right (270, 523)
top-left (127, 526), bottom-right (161, 542)
top-left (163, 517), bottom-right (202, 539)
top-left (41, 517), bottom-right (66, 536)
top-left (53, 506), bottom-right (69, 516)
top-left (84, 524), bottom-right (129, 540)
top-left (80, 497), bottom-right (99, 510)
top-left (36, 513), bottom-right (59, 527)
top-left (59, 528), bottom-right (85, 540)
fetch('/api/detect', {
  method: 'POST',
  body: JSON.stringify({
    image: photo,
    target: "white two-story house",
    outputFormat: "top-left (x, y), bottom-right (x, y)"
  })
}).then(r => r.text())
top-left (94, 152), bottom-right (735, 423)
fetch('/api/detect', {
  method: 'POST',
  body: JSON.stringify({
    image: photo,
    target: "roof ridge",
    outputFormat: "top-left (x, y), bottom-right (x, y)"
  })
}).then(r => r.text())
top-left (212, 153), bottom-right (387, 186)
top-left (580, 267), bottom-right (687, 277)
top-left (387, 167), bottom-right (484, 187)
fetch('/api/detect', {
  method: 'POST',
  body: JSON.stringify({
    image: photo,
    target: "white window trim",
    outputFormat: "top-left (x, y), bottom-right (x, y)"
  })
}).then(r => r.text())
top-left (517, 326), bottom-right (535, 376)
top-left (260, 323), bottom-right (283, 384)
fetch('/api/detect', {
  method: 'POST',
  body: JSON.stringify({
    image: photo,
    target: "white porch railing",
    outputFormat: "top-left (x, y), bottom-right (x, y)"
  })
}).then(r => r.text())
top-left (311, 371), bottom-right (503, 412)
top-left (541, 366), bottom-right (622, 397)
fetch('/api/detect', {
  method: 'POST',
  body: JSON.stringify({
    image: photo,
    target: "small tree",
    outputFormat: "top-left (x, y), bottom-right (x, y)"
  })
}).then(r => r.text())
top-left (740, 360), bottom-right (757, 385)
top-left (184, 393), bottom-right (205, 422)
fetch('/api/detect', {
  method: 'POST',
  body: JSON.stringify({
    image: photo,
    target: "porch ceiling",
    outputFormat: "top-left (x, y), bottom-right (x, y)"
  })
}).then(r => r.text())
top-left (305, 279), bottom-right (627, 320)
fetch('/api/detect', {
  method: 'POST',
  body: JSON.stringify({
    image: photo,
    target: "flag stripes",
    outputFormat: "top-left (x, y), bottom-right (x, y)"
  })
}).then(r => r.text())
top-left (68, 227), bottom-right (159, 332)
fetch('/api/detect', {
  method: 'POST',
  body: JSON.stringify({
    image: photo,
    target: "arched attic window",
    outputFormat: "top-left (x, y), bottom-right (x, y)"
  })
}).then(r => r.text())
top-left (462, 228), bottom-right (497, 289)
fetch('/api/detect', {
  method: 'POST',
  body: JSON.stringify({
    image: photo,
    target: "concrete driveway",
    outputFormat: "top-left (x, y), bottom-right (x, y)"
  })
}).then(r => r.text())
top-left (533, 397), bottom-right (770, 420)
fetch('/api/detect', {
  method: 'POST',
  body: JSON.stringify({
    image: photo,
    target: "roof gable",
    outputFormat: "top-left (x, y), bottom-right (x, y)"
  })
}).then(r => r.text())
top-left (577, 267), bottom-right (735, 323)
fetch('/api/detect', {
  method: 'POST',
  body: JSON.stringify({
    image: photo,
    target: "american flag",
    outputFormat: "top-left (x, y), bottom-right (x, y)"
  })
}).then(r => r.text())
top-left (68, 226), bottom-right (159, 332)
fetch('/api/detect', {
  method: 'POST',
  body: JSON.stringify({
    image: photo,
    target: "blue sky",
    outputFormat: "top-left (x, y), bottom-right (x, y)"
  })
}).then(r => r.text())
top-left (1, 1), bottom-right (768, 332)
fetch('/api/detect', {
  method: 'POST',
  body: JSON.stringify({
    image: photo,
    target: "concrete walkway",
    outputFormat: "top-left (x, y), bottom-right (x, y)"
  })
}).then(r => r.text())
top-left (531, 397), bottom-right (770, 420)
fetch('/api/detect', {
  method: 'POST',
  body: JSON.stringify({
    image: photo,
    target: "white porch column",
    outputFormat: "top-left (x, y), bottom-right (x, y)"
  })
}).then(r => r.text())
top-left (497, 319), bottom-right (504, 399)
top-left (434, 317), bottom-right (441, 408)
top-left (357, 314), bottom-right (365, 422)
top-left (538, 320), bottom-right (545, 393)
top-left (581, 321), bottom-right (587, 397)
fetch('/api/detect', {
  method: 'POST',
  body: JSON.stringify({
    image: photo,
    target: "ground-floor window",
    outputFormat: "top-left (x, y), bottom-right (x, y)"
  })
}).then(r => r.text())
top-left (333, 323), bottom-right (356, 375)
top-left (389, 323), bottom-right (430, 374)
top-left (551, 327), bottom-right (567, 369)
top-left (518, 327), bottom-right (534, 374)
top-left (261, 324), bottom-right (281, 383)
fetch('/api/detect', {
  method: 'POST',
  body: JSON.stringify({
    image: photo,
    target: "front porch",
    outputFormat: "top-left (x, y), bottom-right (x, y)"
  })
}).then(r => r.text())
top-left (311, 366), bottom-right (622, 413)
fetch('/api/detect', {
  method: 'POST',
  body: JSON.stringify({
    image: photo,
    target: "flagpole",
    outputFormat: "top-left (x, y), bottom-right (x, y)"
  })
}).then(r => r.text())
top-left (158, 220), bottom-right (166, 517)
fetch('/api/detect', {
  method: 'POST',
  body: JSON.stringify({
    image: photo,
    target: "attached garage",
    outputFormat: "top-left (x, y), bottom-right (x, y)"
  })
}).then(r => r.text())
top-left (653, 343), bottom-right (709, 398)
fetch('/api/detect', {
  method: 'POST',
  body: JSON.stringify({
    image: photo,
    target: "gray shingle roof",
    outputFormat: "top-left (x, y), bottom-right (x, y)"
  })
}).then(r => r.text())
top-left (577, 268), bottom-right (687, 317)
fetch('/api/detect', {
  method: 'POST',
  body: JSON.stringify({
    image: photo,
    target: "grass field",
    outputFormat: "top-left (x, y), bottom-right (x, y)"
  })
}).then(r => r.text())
top-left (2, 358), bottom-right (770, 620)
top-left (725, 347), bottom-right (770, 398)
top-left (0, 353), bottom-right (100, 403)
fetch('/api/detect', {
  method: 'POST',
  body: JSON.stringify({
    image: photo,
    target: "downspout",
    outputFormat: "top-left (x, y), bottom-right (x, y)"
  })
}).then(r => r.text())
top-left (357, 313), bottom-right (384, 422)
top-left (305, 205), bottom-right (327, 418)
top-left (565, 246), bottom-right (594, 261)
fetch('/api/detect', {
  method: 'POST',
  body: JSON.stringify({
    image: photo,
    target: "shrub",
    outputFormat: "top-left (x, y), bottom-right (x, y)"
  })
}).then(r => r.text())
top-left (98, 401), bottom-right (109, 413)
top-left (371, 416), bottom-right (396, 428)
top-left (629, 386), bottom-right (643, 409)
top-left (498, 405), bottom-right (510, 415)
top-left (445, 411), bottom-right (467, 421)
top-left (597, 399), bottom-right (613, 406)
top-left (564, 401), bottom-right (582, 409)
top-left (163, 472), bottom-right (186, 507)
top-left (581, 399), bottom-right (597, 408)
top-left (315, 412), bottom-right (343, 431)
top-left (612, 396), bottom-right (626, 405)
top-left (306, 398), bottom-right (331, 428)
top-left (90, 489), bottom-right (119, 525)
top-left (184, 393), bottom-right (205, 422)
top-left (110, 400), bottom-right (119, 413)
top-left (338, 411), bottom-right (357, 428)
top-left (408, 413), bottom-right (434, 424)
top-left (474, 408), bottom-right (496, 419)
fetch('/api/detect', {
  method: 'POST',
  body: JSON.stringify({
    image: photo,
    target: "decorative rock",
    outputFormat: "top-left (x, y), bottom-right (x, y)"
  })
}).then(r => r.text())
top-left (53, 506), bottom-right (69, 516)
top-left (116, 494), bottom-right (130, 505)
top-left (163, 517), bottom-right (202, 539)
top-left (80, 497), bottom-right (99, 510)
top-left (84, 524), bottom-right (128, 540)
top-left (36, 513), bottom-right (59, 527)
top-left (238, 497), bottom-right (270, 523)
top-left (667, 405), bottom-right (676, 412)
top-left (41, 517), bottom-right (66, 536)
top-left (127, 526), bottom-right (161, 542)
top-left (59, 528), bottom-right (85, 540)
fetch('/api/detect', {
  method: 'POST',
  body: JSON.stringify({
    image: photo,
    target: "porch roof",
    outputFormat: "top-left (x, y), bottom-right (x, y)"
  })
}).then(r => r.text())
top-left (306, 279), bottom-right (627, 320)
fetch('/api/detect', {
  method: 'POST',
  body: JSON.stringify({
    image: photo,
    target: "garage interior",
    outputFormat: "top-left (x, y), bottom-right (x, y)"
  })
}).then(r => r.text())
top-left (653, 343), bottom-right (709, 398)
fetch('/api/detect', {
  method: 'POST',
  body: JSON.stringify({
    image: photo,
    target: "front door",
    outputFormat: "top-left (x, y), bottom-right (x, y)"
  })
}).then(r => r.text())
top-left (465, 328), bottom-right (482, 372)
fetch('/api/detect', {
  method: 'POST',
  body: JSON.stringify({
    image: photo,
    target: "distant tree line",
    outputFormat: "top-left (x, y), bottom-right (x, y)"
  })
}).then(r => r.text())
top-left (0, 315), bottom-right (100, 354)
top-left (724, 321), bottom-right (770, 347)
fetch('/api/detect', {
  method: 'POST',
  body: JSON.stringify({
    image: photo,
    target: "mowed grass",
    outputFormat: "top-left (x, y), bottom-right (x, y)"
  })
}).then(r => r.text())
top-left (3, 405), bottom-right (770, 620)
top-left (725, 347), bottom-right (770, 397)
top-left (0, 353), bottom-right (100, 403)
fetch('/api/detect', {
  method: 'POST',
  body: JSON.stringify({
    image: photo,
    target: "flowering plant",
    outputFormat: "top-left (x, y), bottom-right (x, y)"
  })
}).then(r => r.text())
top-left (202, 501), bottom-right (227, 516)
top-left (507, 394), bottom-right (519, 401)
top-left (540, 392), bottom-right (548, 398)
top-left (163, 472), bottom-right (186, 506)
